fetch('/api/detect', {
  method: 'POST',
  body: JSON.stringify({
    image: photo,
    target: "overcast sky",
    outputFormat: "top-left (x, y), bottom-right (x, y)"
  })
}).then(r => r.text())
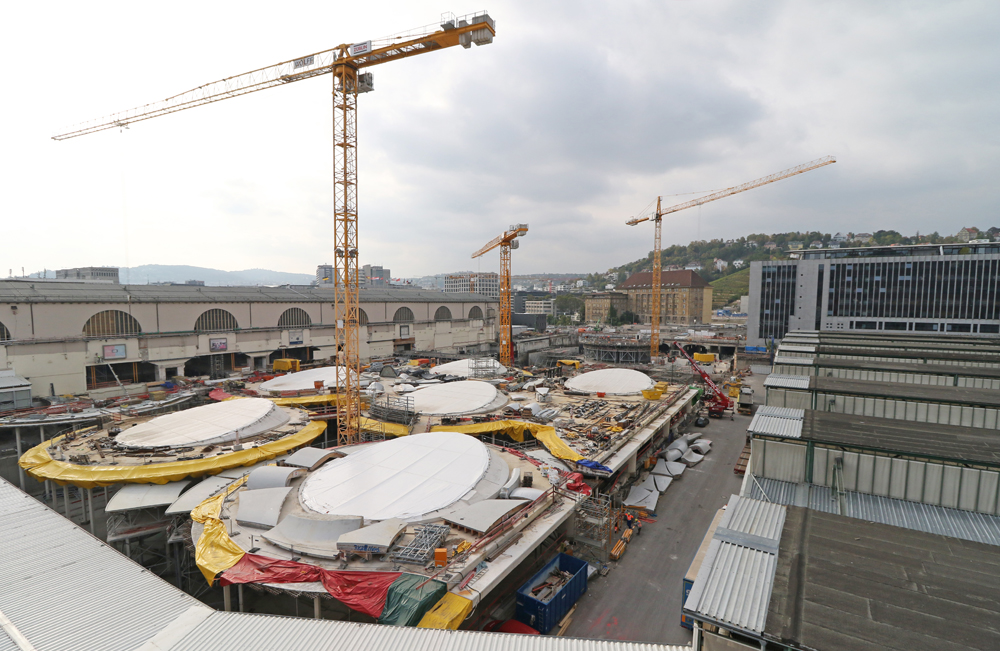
top-left (5, 1), bottom-right (998, 279)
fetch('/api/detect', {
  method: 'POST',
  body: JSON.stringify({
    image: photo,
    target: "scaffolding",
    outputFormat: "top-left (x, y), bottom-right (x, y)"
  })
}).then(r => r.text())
top-left (390, 523), bottom-right (450, 565)
top-left (574, 490), bottom-right (612, 563)
top-left (368, 394), bottom-right (415, 425)
top-left (470, 357), bottom-right (499, 379)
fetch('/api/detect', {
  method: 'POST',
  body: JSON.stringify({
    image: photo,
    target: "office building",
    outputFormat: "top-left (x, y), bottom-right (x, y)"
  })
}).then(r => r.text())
top-left (747, 242), bottom-right (1000, 345)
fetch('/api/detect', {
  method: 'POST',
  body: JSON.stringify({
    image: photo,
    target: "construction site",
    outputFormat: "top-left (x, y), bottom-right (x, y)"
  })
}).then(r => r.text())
top-left (2, 7), bottom-right (998, 651)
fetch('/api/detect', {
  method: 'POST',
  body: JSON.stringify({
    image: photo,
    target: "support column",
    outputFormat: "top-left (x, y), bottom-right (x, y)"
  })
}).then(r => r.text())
top-left (223, 584), bottom-right (232, 612)
top-left (627, 453), bottom-right (637, 477)
top-left (314, 595), bottom-right (321, 619)
top-left (15, 427), bottom-right (25, 491)
top-left (238, 584), bottom-right (245, 613)
top-left (87, 488), bottom-right (95, 535)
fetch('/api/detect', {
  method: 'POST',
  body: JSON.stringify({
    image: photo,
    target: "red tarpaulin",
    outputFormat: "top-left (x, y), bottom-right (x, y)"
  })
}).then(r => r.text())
top-left (565, 472), bottom-right (593, 496)
top-left (321, 571), bottom-right (402, 619)
top-left (208, 388), bottom-right (233, 401)
top-left (220, 554), bottom-right (402, 619)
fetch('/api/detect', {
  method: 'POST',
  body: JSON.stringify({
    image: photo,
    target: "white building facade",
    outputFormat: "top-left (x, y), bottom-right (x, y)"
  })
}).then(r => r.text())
top-left (0, 281), bottom-right (497, 396)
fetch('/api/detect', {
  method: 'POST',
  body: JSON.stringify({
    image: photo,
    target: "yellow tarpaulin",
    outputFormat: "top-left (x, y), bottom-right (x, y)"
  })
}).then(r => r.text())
top-left (557, 360), bottom-right (581, 369)
top-left (417, 591), bottom-right (475, 629)
top-left (431, 420), bottom-right (584, 462)
top-left (192, 476), bottom-right (249, 584)
top-left (19, 420), bottom-right (326, 489)
top-left (358, 418), bottom-right (411, 438)
top-left (272, 394), bottom-right (370, 408)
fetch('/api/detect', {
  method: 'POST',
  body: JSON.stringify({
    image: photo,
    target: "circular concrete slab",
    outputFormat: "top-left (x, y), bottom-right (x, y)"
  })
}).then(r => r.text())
top-left (564, 368), bottom-right (654, 395)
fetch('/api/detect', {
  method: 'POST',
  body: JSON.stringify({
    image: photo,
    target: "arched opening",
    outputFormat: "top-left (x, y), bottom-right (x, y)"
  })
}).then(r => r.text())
top-left (434, 306), bottom-right (452, 321)
top-left (393, 307), bottom-right (415, 323)
top-left (278, 307), bottom-right (312, 328)
top-left (83, 310), bottom-right (142, 337)
top-left (194, 309), bottom-right (239, 332)
top-left (86, 361), bottom-right (157, 390)
top-left (358, 309), bottom-right (369, 326)
top-left (0, 321), bottom-right (10, 341)
top-left (469, 306), bottom-right (484, 320)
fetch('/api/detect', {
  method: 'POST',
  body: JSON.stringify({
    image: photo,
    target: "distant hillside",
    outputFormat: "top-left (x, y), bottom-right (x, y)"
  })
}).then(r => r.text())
top-left (710, 268), bottom-right (750, 308)
top-left (118, 265), bottom-right (314, 286)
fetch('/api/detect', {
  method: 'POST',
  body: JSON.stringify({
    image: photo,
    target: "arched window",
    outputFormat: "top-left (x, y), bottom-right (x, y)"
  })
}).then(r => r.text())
top-left (194, 309), bottom-right (238, 332)
top-left (0, 321), bottom-right (10, 341)
top-left (278, 307), bottom-right (311, 328)
top-left (393, 307), bottom-right (415, 323)
top-left (469, 306), bottom-right (484, 320)
top-left (358, 309), bottom-right (369, 326)
top-left (434, 306), bottom-right (452, 321)
top-left (83, 310), bottom-right (142, 337)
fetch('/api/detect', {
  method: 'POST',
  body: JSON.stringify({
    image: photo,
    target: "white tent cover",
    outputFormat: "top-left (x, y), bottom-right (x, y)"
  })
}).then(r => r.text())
top-left (299, 432), bottom-right (492, 521)
top-left (116, 398), bottom-right (288, 449)
top-left (430, 358), bottom-right (508, 378)
top-left (564, 368), bottom-right (654, 395)
top-left (408, 380), bottom-right (501, 415)
top-left (259, 366), bottom-right (356, 392)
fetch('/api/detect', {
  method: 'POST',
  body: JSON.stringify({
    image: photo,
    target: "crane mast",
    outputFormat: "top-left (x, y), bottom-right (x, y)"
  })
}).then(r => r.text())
top-left (472, 224), bottom-right (528, 367)
top-left (52, 12), bottom-right (496, 446)
top-left (627, 156), bottom-right (835, 361)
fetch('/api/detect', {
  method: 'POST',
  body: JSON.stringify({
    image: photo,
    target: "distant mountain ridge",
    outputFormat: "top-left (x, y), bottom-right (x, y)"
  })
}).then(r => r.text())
top-left (117, 265), bottom-right (314, 286)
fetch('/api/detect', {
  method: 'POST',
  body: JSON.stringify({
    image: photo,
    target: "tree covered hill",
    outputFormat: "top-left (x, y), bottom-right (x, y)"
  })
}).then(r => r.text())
top-left (587, 227), bottom-right (998, 289)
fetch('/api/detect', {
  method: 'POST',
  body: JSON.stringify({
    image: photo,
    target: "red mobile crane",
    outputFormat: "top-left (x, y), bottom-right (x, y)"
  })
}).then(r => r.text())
top-left (672, 341), bottom-right (732, 417)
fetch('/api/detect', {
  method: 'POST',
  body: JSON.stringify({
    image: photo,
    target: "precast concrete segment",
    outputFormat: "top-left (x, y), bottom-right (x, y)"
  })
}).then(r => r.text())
top-left (564, 368), bottom-right (655, 396)
top-left (408, 380), bottom-right (501, 415)
top-left (116, 398), bottom-right (289, 449)
top-left (299, 432), bottom-right (493, 521)
top-left (259, 366), bottom-right (357, 392)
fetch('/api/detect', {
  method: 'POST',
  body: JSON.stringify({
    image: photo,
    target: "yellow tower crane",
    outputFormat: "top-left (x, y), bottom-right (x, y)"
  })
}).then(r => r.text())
top-left (627, 156), bottom-right (836, 360)
top-left (472, 224), bottom-right (529, 367)
top-left (51, 12), bottom-right (497, 445)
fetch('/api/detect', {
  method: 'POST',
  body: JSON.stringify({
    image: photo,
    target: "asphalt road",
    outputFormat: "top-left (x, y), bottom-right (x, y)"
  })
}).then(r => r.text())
top-left (565, 412), bottom-right (750, 645)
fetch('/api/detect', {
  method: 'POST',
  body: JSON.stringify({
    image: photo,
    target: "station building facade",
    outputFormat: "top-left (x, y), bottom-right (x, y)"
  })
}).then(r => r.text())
top-left (747, 242), bottom-right (1000, 345)
top-left (0, 281), bottom-right (496, 396)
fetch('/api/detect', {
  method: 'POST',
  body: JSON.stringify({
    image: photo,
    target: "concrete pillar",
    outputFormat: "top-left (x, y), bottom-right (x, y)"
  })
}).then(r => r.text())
top-left (238, 584), bottom-right (245, 613)
top-left (223, 584), bottom-right (232, 612)
top-left (87, 488), bottom-right (95, 535)
top-left (15, 427), bottom-right (25, 491)
top-left (314, 595), bottom-right (321, 619)
top-left (627, 453), bottom-right (637, 477)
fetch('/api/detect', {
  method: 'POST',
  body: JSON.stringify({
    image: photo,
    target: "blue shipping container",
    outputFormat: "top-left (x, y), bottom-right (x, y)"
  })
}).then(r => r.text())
top-left (515, 553), bottom-right (588, 634)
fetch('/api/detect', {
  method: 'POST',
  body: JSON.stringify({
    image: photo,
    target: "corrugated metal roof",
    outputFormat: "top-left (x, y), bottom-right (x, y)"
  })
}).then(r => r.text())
top-left (753, 406), bottom-right (805, 420)
top-left (162, 611), bottom-right (690, 651)
top-left (0, 479), bottom-right (210, 651)
top-left (772, 355), bottom-right (813, 365)
top-left (763, 375), bottom-right (811, 389)
top-left (683, 495), bottom-right (785, 635)
top-left (0, 373), bottom-right (31, 390)
top-left (748, 406), bottom-right (804, 438)
top-left (775, 344), bottom-right (815, 353)
top-left (744, 476), bottom-right (1000, 547)
top-left (0, 280), bottom-right (496, 305)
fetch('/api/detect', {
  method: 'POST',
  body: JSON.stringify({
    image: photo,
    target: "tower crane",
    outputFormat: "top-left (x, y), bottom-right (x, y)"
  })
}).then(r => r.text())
top-left (52, 12), bottom-right (497, 446)
top-left (627, 156), bottom-right (836, 360)
top-left (472, 224), bottom-right (528, 367)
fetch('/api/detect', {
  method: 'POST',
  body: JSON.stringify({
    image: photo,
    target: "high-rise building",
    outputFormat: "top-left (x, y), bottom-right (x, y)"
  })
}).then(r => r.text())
top-left (317, 263), bottom-right (391, 286)
top-left (444, 272), bottom-right (500, 298)
top-left (747, 242), bottom-right (1000, 345)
